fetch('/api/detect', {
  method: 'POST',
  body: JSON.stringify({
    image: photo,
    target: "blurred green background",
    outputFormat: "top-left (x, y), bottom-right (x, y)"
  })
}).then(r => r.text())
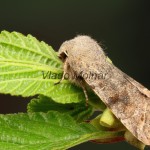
top-left (0, 0), bottom-right (150, 149)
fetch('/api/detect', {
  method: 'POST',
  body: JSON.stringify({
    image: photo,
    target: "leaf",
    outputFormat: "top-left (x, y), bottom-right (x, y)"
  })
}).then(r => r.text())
top-left (27, 95), bottom-right (93, 122)
top-left (0, 111), bottom-right (124, 150)
top-left (0, 31), bottom-right (87, 103)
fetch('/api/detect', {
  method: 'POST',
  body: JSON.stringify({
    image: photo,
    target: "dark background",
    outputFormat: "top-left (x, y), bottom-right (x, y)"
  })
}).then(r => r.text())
top-left (0, 0), bottom-right (150, 150)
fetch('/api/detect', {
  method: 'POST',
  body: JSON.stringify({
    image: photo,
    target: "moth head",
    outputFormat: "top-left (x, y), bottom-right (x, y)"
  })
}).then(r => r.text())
top-left (58, 40), bottom-right (75, 62)
top-left (58, 35), bottom-right (105, 62)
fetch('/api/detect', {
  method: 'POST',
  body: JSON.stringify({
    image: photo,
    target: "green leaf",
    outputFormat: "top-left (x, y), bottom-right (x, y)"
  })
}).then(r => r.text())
top-left (27, 95), bottom-right (93, 122)
top-left (0, 111), bottom-right (124, 150)
top-left (0, 31), bottom-right (86, 103)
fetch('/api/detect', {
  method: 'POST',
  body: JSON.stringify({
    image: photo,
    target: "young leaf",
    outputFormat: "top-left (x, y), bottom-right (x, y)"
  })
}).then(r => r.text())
top-left (0, 31), bottom-right (86, 103)
top-left (0, 111), bottom-right (124, 150)
top-left (27, 95), bottom-right (93, 122)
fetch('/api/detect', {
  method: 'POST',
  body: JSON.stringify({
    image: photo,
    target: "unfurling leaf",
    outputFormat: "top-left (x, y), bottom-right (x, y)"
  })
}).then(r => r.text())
top-left (27, 95), bottom-right (93, 122)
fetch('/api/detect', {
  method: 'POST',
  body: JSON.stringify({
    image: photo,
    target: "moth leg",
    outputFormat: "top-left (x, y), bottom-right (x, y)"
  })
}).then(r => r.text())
top-left (54, 60), bottom-right (67, 85)
top-left (79, 81), bottom-right (89, 106)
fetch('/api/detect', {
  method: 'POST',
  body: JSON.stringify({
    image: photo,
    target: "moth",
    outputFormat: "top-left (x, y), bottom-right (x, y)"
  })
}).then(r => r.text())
top-left (58, 35), bottom-right (150, 145)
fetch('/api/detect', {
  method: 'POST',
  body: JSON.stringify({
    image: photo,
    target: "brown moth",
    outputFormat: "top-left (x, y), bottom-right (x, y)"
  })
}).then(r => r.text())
top-left (58, 35), bottom-right (150, 145)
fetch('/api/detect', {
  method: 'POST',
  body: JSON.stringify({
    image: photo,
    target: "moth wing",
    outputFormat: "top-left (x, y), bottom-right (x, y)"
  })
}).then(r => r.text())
top-left (83, 64), bottom-right (150, 145)
top-left (122, 72), bottom-right (150, 98)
